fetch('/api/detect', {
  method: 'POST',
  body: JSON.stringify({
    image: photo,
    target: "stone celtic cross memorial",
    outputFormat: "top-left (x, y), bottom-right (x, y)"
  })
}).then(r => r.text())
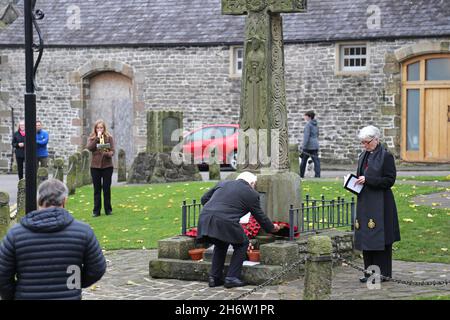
top-left (223, 0), bottom-right (305, 222)
top-left (223, 0), bottom-right (306, 172)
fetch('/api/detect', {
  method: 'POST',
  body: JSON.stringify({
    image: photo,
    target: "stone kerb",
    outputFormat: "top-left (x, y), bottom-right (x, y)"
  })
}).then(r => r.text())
top-left (260, 240), bottom-right (301, 280)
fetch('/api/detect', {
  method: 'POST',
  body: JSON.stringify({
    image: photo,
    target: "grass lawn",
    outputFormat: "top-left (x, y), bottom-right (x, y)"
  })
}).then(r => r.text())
top-left (399, 176), bottom-right (450, 182)
top-left (66, 179), bottom-right (449, 264)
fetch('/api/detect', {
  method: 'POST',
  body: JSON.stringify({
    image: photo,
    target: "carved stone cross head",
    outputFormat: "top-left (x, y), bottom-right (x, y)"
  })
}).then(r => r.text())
top-left (222, 0), bottom-right (307, 15)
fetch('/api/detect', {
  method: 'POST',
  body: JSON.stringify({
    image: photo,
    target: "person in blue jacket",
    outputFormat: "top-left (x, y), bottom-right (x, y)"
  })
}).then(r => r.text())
top-left (0, 179), bottom-right (106, 300)
top-left (36, 120), bottom-right (49, 168)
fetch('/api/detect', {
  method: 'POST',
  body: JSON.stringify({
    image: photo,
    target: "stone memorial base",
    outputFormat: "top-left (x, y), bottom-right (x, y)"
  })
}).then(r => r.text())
top-left (149, 230), bottom-right (355, 285)
top-left (128, 152), bottom-right (202, 184)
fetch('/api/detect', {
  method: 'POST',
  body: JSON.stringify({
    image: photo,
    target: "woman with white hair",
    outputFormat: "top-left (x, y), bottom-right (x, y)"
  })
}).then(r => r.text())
top-left (196, 172), bottom-right (280, 288)
top-left (353, 125), bottom-right (401, 283)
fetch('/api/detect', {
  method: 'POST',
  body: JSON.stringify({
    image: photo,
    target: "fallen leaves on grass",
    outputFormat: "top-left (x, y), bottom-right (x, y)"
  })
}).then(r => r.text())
top-left (403, 218), bottom-right (414, 223)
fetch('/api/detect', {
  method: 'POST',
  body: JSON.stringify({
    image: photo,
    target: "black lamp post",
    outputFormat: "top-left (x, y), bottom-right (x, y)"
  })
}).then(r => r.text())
top-left (24, 0), bottom-right (44, 213)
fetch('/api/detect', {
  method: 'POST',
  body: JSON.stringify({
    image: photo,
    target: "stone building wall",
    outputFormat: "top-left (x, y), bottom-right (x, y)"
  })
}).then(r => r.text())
top-left (1, 37), bottom-right (449, 170)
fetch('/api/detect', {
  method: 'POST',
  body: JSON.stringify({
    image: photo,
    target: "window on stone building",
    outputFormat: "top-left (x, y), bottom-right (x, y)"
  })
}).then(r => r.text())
top-left (339, 44), bottom-right (368, 72)
top-left (231, 46), bottom-right (244, 77)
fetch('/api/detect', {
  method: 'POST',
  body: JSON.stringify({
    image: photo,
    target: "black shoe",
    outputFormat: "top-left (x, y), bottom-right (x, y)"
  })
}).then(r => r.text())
top-left (208, 276), bottom-right (224, 288)
top-left (92, 212), bottom-right (100, 217)
top-left (224, 277), bottom-right (246, 289)
top-left (359, 273), bottom-right (372, 283)
top-left (359, 276), bottom-right (369, 283)
top-left (105, 211), bottom-right (112, 216)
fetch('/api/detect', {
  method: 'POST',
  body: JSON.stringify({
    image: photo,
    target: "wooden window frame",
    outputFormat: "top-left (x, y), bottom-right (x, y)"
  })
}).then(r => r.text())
top-left (335, 43), bottom-right (369, 75)
top-left (401, 53), bottom-right (450, 162)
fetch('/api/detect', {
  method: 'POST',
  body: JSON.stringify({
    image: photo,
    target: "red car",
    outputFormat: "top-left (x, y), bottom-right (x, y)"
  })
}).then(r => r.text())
top-left (182, 124), bottom-right (239, 170)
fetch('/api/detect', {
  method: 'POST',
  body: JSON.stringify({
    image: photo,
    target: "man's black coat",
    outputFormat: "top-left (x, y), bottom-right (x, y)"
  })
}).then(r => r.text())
top-left (196, 179), bottom-right (274, 244)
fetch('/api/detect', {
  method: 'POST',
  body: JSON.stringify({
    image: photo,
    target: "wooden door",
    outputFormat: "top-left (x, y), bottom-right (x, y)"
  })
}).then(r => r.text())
top-left (424, 88), bottom-right (450, 161)
top-left (87, 72), bottom-right (134, 166)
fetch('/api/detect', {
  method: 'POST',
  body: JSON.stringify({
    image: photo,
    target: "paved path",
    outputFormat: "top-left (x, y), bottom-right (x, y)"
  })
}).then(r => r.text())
top-left (83, 249), bottom-right (450, 300)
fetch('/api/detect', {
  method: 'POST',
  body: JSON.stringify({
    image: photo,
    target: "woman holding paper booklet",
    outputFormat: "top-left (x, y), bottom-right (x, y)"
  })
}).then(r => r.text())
top-left (87, 120), bottom-right (115, 217)
top-left (353, 125), bottom-right (400, 283)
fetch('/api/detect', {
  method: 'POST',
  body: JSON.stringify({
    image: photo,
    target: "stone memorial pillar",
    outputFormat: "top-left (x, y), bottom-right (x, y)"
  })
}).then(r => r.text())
top-left (303, 235), bottom-right (333, 300)
top-left (0, 191), bottom-right (10, 239)
top-left (118, 149), bottom-right (127, 182)
top-left (53, 158), bottom-right (64, 182)
top-left (81, 149), bottom-right (92, 186)
top-left (67, 154), bottom-right (77, 195)
top-left (222, 0), bottom-right (305, 222)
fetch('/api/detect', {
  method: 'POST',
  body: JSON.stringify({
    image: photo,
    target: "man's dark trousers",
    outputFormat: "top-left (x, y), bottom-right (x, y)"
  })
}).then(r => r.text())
top-left (209, 238), bottom-right (249, 280)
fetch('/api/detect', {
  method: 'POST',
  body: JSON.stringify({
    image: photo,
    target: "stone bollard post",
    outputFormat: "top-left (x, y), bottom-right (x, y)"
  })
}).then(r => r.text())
top-left (37, 167), bottom-right (49, 186)
top-left (67, 155), bottom-right (77, 195)
top-left (208, 147), bottom-right (220, 181)
top-left (118, 149), bottom-right (127, 182)
top-left (74, 152), bottom-right (83, 188)
top-left (53, 158), bottom-right (64, 182)
top-left (16, 179), bottom-right (26, 221)
top-left (82, 149), bottom-right (92, 186)
top-left (0, 191), bottom-right (10, 240)
top-left (303, 235), bottom-right (333, 300)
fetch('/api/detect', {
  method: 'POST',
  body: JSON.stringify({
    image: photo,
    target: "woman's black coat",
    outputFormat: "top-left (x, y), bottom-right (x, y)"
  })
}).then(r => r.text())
top-left (196, 179), bottom-right (275, 244)
top-left (11, 131), bottom-right (25, 159)
top-left (355, 144), bottom-right (401, 251)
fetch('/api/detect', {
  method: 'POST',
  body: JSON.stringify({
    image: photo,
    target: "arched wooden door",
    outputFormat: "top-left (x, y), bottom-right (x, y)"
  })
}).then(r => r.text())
top-left (86, 72), bottom-right (134, 166)
top-left (402, 54), bottom-right (450, 163)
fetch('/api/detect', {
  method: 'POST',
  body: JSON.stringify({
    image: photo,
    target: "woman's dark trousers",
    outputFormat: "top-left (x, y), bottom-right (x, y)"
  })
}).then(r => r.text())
top-left (16, 157), bottom-right (25, 180)
top-left (91, 167), bottom-right (113, 215)
top-left (299, 149), bottom-right (321, 178)
top-left (363, 244), bottom-right (393, 278)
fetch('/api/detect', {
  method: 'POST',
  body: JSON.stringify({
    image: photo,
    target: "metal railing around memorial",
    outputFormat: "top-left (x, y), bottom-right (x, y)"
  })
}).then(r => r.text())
top-left (181, 194), bottom-right (356, 241)
top-left (288, 194), bottom-right (356, 241)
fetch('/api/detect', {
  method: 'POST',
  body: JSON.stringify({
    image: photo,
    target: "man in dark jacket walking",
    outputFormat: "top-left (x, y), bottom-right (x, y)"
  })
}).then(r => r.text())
top-left (0, 179), bottom-right (106, 300)
top-left (196, 172), bottom-right (280, 288)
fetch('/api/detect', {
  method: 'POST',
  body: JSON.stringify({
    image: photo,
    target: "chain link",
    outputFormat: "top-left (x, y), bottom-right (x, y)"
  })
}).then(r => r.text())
top-left (334, 254), bottom-right (450, 287)
top-left (233, 254), bottom-right (449, 300)
top-left (232, 257), bottom-right (306, 300)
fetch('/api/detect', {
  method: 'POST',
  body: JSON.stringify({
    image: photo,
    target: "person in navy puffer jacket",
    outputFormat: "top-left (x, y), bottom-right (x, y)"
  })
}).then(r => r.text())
top-left (0, 179), bottom-right (106, 300)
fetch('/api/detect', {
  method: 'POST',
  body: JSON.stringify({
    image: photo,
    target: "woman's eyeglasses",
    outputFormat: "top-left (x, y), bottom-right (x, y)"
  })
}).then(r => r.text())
top-left (361, 137), bottom-right (375, 145)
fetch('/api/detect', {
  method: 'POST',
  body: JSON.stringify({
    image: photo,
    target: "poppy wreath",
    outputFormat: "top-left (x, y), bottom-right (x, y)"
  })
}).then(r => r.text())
top-left (185, 227), bottom-right (198, 237)
top-left (240, 215), bottom-right (261, 239)
top-left (272, 221), bottom-right (300, 238)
